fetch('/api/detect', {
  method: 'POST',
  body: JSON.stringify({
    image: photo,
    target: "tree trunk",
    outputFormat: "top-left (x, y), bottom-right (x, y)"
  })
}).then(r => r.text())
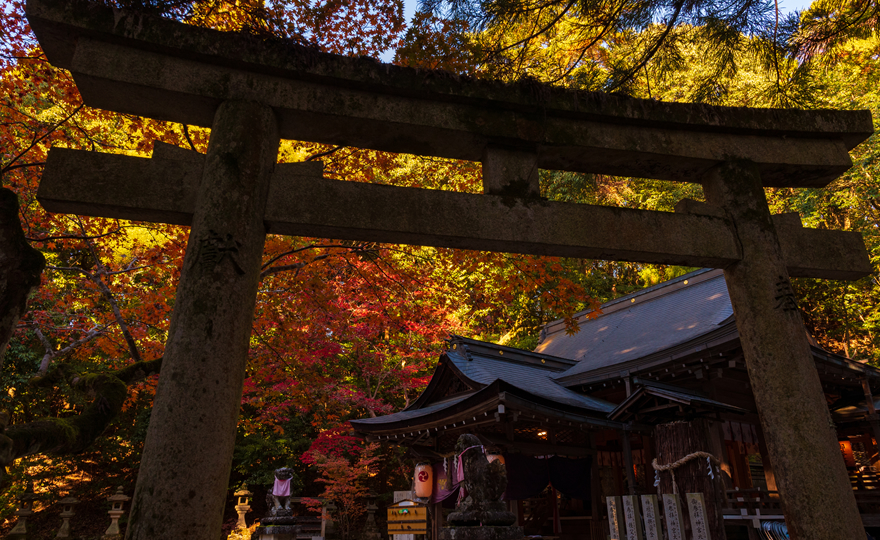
top-left (0, 187), bottom-right (45, 367)
top-left (0, 357), bottom-right (162, 491)
top-left (654, 419), bottom-right (727, 540)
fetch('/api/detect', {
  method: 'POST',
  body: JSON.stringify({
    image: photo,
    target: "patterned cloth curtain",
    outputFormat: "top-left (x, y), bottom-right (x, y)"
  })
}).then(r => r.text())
top-left (431, 459), bottom-right (460, 503)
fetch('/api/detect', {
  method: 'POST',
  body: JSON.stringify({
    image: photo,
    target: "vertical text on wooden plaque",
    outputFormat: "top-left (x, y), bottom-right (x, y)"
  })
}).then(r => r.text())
top-left (622, 495), bottom-right (643, 540)
top-left (686, 493), bottom-right (710, 540)
top-left (640, 495), bottom-right (663, 540)
top-left (662, 493), bottom-right (684, 540)
top-left (607, 496), bottom-right (623, 540)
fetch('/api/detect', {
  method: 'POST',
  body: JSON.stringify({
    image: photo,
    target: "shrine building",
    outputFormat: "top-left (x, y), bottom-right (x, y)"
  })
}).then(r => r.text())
top-left (351, 268), bottom-right (880, 539)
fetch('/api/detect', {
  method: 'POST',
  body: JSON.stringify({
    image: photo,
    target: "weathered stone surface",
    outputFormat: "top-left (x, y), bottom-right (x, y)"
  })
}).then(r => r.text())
top-left (38, 144), bottom-right (203, 226)
top-left (702, 161), bottom-right (863, 540)
top-left (251, 524), bottom-right (299, 540)
top-left (125, 101), bottom-right (279, 540)
top-left (37, 146), bottom-right (872, 280)
top-left (438, 526), bottom-right (524, 540)
top-left (482, 146), bottom-right (539, 198)
top-left (25, 0), bottom-right (873, 187)
top-left (446, 434), bottom-right (516, 527)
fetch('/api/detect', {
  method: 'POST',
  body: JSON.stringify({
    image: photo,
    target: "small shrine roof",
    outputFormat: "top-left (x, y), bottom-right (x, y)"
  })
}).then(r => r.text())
top-left (350, 378), bottom-right (627, 438)
top-left (444, 338), bottom-right (614, 413)
top-left (609, 379), bottom-right (748, 422)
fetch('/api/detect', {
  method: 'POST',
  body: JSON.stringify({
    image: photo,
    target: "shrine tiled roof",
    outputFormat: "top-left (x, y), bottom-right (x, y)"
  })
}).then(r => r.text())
top-left (445, 341), bottom-right (615, 413)
top-left (350, 338), bottom-right (618, 434)
top-left (608, 380), bottom-right (748, 422)
top-left (538, 269), bottom-right (735, 383)
top-left (349, 378), bottom-right (626, 434)
top-left (349, 395), bottom-right (470, 426)
top-left (351, 269), bottom-right (880, 437)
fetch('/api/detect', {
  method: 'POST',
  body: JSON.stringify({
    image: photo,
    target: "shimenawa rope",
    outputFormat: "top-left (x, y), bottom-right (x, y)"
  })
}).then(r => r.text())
top-left (651, 451), bottom-right (720, 495)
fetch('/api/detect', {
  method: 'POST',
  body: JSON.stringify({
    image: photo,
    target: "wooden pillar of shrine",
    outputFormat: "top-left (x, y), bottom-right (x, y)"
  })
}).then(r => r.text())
top-left (589, 433), bottom-right (604, 540)
top-left (754, 423), bottom-right (779, 492)
top-left (621, 430), bottom-right (636, 495)
top-left (703, 161), bottom-right (863, 539)
top-left (861, 378), bottom-right (880, 454)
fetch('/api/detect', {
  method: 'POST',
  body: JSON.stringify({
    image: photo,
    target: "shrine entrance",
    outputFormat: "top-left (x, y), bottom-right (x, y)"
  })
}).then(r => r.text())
top-left (24, 0), bottom-right (875, 537)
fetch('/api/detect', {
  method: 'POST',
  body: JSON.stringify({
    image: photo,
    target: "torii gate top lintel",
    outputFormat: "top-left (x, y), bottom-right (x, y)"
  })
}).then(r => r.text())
top-left (27, 0), bottom-right (873, 188)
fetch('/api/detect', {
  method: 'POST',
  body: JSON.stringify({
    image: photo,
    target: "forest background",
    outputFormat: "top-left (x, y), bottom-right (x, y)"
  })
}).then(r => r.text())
top-left (1, 0), bottom-right (879, 535)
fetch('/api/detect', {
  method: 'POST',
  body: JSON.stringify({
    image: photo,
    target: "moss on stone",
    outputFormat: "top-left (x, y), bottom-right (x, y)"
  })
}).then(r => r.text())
top-left (0, 356), bottom-right (163, 485)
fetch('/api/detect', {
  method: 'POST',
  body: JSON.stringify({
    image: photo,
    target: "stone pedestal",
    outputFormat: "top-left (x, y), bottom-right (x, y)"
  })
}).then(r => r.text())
top-left (234, 487), bottom-right (252, 530)
top-left (104, 487), bottom-right (131, 539)
top-left (56, 496), bottom-right (79, 538)
top-left (9, 482), bottom-right (37, 540)
top-left (447, 501), bottom-right (518, 527)
top-left (251, 509), bottom-right (301, 540)
top-left (439, 526), bottom-right (523, 540)
top-left (362, 492), bottom-right (381, 540)
top-left (8, 508), bottom-right (33, 540)
top-left (440, 435), bottom-right (523, 540)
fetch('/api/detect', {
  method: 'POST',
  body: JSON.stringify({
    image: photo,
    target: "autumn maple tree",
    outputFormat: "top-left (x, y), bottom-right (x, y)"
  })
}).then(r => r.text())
top-left (0, 0), bottom-right (603, 519)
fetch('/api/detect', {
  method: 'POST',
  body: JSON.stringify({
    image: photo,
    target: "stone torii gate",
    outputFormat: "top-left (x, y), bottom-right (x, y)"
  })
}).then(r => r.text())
top-left (25, 0), bottom-right (875, 538)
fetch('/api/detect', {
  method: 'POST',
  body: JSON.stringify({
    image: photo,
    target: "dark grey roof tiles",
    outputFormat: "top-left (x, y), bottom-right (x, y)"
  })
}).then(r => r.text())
top-left (447, 347), bottom-right (615, 413)
top-left (351, 395), bottom-right (469, 425)
top-left (538, 269), bottom-right (733, 379)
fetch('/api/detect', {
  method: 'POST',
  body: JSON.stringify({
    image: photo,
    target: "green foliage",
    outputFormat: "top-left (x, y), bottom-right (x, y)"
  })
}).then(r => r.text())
top-left (231, 413), bottom-right (314, 495)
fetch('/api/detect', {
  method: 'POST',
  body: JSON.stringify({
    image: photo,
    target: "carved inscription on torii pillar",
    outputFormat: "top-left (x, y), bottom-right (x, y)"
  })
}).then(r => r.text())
top-left (25, 0), bottom-right (874, 538)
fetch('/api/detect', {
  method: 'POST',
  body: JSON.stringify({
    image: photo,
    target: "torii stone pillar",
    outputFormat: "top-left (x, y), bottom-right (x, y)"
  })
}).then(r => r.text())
top-left (126, 101), bottom-right (279, 539)
top-left (703, 162), bottom-right (863, 538)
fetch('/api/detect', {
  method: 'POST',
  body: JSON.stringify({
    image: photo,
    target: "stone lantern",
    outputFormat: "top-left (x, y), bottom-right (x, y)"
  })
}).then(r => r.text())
top-left (56, 496), bottom-right (80, 538)
top-left (103, 486), bottom-right (131, 538)
top-left (233, 486), bottom-right (252, 530)
top-left (8, 481), bottom-right (37, 539)
top-left (363, 491), bottom-right (381, 540)
top-left (322, 500), bottom-right (337, 539)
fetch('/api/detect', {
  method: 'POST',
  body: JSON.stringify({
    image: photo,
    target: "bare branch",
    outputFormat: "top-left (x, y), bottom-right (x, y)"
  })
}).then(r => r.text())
top-left (306, 146), bottom-right (343, 162)
top-left (183, 124), bottom-right (198, 152)
top-left (0, 104), bottom-right (83, 175)
top-left (27, 223), bottom-right (122, 243)
top-left (35, 325), bottom-right (106, 375)
top-left (1, 162), bottom-right (44, 174)
top-left (261, 243), bottom-right (354, 270)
